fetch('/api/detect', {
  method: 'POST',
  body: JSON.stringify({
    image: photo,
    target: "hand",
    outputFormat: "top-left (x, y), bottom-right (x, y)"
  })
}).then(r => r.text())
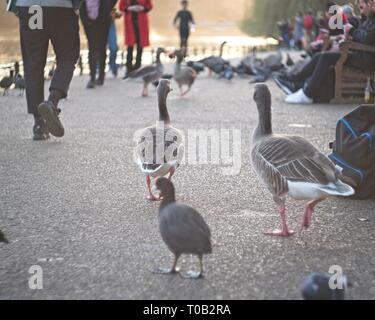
top-left (344, 24), bottom-right (353, 39)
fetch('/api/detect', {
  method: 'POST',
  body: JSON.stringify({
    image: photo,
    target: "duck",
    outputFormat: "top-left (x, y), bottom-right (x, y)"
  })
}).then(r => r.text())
top-left (0, 230), bottom-right (8, 244)
top-left (14, 73), bottom-right (26, 96)
top-left (199, 41), bottom-right (229, 75)
top-left (171, 49), bottom-right (197, 96)
top-left (0, 70), bottom-right (14, 96)
top-left (134, 80), bottom-right (184, 201)
top-left (152, 178), bottom-right (212, 279)
top-left (251, 84), bottom-right (354, 237)
top-left (124, 47), bottom-right (166, 97)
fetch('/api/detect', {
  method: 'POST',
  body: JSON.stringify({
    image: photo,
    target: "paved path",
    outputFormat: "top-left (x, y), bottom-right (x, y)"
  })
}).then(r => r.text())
top-left (1, 61), bottom-right (374, 299)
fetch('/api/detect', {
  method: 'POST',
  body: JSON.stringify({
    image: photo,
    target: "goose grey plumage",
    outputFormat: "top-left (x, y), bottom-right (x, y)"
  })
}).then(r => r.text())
top-left (199, 41), bottom-right (229, 75)
top-left (171, 49), bottom-right (197, 96)
top-left (124, 47), bottom-right (166, 97)
top-left (15, 74), bottom-right (26, 96)
top-left (134, 80), bottom-right (184, 201)
top-left (251, 84), bottom-right (354, 237)
top-left (152, 178), bottom-right (212, 279)
top-left (0, 70), bottom-right (14, 96)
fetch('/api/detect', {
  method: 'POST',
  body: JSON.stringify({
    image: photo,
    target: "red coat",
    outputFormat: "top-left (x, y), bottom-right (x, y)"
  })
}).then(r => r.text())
top-left (119, 0), bottom-right (153, 48)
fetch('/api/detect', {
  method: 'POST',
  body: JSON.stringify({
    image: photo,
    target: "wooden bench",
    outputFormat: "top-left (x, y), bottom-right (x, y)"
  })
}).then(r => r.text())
top-left (332, 41), bottom-right (375, 104)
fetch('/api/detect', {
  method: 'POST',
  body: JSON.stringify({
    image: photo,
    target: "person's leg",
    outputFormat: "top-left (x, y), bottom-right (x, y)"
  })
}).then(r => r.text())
top-left (18, 8), bottom-right (49, 116)
top-left (126, 46), bottom-right (134, 75)
top-left (134, 45), bottom-right (143, 71)
top-left (82, 21), bottom-right (99, 84)
top-left (18, 7), bottom-right (50, 140)
top-left (38, 7), bottom-right (80, 137)
top-left (97, 19), bottom-right (111, 84)
top-left (108, 21), bottom-right (119, 76)
top-left (304, 52), bottom-right (341, 98)
top-left (289, 52), bottom-right (322, 81)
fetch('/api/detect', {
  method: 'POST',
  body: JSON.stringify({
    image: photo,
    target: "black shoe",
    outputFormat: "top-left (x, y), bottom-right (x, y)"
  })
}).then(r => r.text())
top-left (95, 78), bottom-right (104, 86)
top-left (33, 117), bottom-right (50, 141)
top-left (272, 72), bottom-right (301, 95)
top-left (37, 101), bottom-right (65, 138)
top-left (86, 80), bottom-right (96, 89)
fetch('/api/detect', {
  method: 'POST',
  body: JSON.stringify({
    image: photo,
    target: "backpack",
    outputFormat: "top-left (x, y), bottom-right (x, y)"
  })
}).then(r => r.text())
top-left (329, 105), bottom-right (375, 199)
top-left (304, 15), bottom-right (314, 29)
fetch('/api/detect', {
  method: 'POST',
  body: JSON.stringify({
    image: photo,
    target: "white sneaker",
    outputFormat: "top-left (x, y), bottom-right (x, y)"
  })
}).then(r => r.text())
top-left (285, 88), bottom-right (313, 104)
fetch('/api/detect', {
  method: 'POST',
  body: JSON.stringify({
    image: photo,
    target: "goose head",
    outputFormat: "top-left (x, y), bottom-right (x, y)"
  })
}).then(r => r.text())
top-left (253, 84), bottom-right (272, 137)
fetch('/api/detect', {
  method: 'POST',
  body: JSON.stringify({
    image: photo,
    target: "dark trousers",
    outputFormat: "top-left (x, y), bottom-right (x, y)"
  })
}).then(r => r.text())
top-left (81, 18), bottom-right (111, 82)
top-left (126, 19), bottom-right (143, 72)
top-left (293, 51), bottom-right (355, 99)
top-left (18, 8), bottom-right (80, 115)
top-left (180, 29), bottom-right (190, 49)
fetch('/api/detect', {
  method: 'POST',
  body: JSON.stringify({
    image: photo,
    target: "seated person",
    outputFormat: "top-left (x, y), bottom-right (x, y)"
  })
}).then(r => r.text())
top-left (275, 0), bottom-right (375, 104)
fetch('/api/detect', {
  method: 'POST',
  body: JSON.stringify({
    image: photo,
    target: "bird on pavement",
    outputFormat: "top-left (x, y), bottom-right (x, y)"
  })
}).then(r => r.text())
top-left (152, 178), bottom-right (212, 279)
top-left (170, 49), bottom-right (197, 96)
top-left (124, 47), bottom-right (167, 97)
top-left (0, 70), bottom-right (14, 96)
top-left (134, 80), bottom-right (184, 201)
top-left (301, 272), bottom-right (351, 300)
top-left (15, 74), bottom-right (26, 96)
top-left (251, 84), bottom-right (354, 237)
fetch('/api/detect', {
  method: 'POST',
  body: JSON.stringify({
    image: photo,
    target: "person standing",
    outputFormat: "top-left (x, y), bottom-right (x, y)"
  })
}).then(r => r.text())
top-left (80, 0), bottom-right (117, 89)
top-left (293, 12), bottom-right (304, 50)
top-left (108, 9), bottom-right (122, 77)
top-left (173, 0), bottom-right (195, 52)
top-left (16, 0), bottom-right (81, 141)
top-left (119, 0), bottom-right (153, 77)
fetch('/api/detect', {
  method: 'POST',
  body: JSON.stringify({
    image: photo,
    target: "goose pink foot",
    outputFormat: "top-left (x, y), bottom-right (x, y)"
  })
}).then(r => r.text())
top-left (301, 199), bottom-right (323, 230)
top-left (264, 205), bottom-right (295, 237)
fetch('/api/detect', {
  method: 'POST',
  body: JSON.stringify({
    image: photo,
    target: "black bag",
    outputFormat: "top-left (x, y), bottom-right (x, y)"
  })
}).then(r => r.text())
top-left (329, 104), bottom-right (375, 199)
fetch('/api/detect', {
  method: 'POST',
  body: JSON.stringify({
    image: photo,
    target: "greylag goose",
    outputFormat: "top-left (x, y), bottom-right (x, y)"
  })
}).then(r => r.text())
top-left (124, 47), bottom-right (166, 97)
top-left (199, 41), bottom-right (229, 75)
top-left (134, 80), bottom-right (184, 201)
top-left (171, 49), bottom-right (197, 96)
top-left (0, 230), bottom-right (8, 244)
top-left (251, 84), bottom-right (354, 237)
top-left (15, 74), bottom-right (26, 96)
top-left (0, 70), bottom-right (14, 96)
top-left (153, 178), bottom-right (212, 279)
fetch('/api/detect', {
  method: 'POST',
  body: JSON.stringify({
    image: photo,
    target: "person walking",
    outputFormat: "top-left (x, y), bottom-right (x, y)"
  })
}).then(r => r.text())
top-left (173, 0), bottom-right (195, 52)
top-left (15, 0), bottom-right (81, 141)
top-left (108, 9), bottom-right (122, 77)
top-left (119, 0), bottom-right (153, 77)
top-left (80, 0), bottom-right (118, 89)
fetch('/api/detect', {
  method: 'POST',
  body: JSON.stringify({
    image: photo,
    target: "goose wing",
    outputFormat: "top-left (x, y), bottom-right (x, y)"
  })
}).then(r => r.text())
top-left (126, 65), bottom-right (157, 79)
top-left (256, 135), bottom-right (337, 185)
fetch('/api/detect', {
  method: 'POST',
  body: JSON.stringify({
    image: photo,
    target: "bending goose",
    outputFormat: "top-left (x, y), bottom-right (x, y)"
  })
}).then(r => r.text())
top-left (251, 84), bottom-right (354, 237)
top-left (0, 70), bottom-right (14, 96)
top-left (124, 47), bottom-right (166, 97)
top-left (171, 49), bottom-right (197, 96)
top-left (134, 80), bottom-right (184, 201)
top-left (153, 178), bottom-right (212, 279)
top-left (199, 41), bottom-right (229, 75)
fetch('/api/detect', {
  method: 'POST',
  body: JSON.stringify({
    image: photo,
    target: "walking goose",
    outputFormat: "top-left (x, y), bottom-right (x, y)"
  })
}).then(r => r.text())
top-left (199, 41), bottom-right (229, 75)
top-left (0, 70), bottom-right (14, 96)
top-left (171, 49), bottom-right (197, 96)
top-left (251, 84), bottom-right (354, 237)
top-left (15, 74), bottom-right (26, 96)
top-left (134, 80), bottom-right (184, 201)
top-left (124, 47), bottom-right (166, 97)
top-left (153, 178), bottom-right (212, 279)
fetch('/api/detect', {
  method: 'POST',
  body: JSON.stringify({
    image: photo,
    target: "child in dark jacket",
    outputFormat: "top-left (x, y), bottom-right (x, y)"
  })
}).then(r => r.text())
top-left (173, 0), bottom-right (195, 51)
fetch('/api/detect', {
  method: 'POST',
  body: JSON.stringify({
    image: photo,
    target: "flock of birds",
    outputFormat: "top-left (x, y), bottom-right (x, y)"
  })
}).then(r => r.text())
top-left (122, 41), bottom-right (298, 98)
top-left (0, 44), bottom-right (355, 299)
top-left (0, 62), bottom-right (25, 97)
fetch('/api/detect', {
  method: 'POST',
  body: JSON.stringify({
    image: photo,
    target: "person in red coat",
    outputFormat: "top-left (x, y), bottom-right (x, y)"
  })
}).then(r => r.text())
top-left (119, 0), bottom-right (153, 76)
